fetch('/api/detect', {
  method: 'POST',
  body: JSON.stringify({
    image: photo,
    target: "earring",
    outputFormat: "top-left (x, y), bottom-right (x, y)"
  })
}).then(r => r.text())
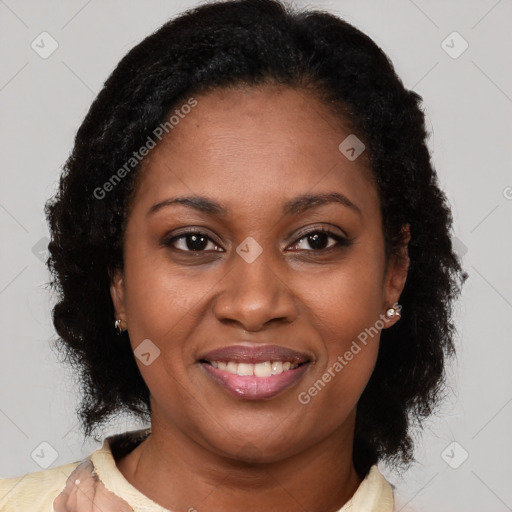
top-left (385, 305), bottom-right (401, 319)
top-left (114, 318), bottom-right (127, 334)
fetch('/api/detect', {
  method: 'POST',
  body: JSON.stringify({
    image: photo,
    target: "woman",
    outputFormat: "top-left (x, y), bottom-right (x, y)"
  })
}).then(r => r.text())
top-left (0, 0), bottom-right (465, 510)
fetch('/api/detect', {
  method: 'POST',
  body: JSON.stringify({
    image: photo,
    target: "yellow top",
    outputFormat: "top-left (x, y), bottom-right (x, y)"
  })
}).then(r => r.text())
top-left (0, 429), bottom-right (396, 511)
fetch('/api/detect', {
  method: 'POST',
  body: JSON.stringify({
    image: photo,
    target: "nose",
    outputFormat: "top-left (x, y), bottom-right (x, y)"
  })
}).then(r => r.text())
top-left (212, 247), bottom-right (298, 332)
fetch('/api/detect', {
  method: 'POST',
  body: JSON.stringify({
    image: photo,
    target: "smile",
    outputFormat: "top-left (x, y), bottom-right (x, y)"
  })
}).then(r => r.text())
top-left (198, 344), bottom-right (312, 400)
top-left (207, 360), bottom-right (300, 376)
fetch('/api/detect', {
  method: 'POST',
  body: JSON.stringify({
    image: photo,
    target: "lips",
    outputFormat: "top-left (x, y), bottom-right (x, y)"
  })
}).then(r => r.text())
top-left (198, 344), bottom-right (312, 400)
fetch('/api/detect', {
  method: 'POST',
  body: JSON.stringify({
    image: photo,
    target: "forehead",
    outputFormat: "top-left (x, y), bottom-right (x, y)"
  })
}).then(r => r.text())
top-left (132, 85), bottom-right (378, 219)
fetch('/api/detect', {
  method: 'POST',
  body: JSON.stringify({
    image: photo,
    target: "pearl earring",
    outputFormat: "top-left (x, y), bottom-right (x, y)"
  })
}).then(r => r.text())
top-left (385, 305), bottom-right (401, 319)
top-left (114, 319), bottom-right (127, 333)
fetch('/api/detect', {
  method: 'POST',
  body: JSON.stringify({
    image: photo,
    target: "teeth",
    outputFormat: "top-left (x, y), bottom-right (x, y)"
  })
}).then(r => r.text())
top-left (254, 361), bottom-right (272, 377)
top-left (208, 360), bottom-right (300, 376)
top-left (237, 363), bottom-right (254, 376)
top-left (271, 361), bottom-right (283, 375)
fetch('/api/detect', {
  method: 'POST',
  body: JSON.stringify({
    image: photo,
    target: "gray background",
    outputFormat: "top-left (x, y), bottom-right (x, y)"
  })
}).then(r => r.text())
top-left (0, 0), bottom-right (511, 510)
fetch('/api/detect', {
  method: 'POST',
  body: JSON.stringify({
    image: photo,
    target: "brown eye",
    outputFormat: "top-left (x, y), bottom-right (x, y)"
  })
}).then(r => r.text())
top-left (165, 232), bottom-right (222, 252)
top-left (288, 229), bottom-right (351, 252)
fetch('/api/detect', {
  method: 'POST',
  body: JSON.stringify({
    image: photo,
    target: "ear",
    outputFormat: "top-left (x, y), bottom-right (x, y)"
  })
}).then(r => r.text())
top-left (383, 225), bottom-right (410, 328)
top-left (110, 268), bottom-right (127, 324)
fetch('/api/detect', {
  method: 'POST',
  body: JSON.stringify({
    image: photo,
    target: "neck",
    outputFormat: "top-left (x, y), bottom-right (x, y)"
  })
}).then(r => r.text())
top-left (116, 413), bottom-right (362, 512)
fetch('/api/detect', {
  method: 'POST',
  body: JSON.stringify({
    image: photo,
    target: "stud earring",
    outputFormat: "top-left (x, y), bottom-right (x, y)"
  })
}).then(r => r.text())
top-left (385, 305), bottom-right (401, 319)
top-left (114, 318), bottom-right (127, 334)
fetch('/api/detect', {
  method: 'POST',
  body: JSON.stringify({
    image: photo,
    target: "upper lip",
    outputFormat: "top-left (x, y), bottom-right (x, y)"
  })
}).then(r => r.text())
top-left (198, 344), bottom-right (311, 365)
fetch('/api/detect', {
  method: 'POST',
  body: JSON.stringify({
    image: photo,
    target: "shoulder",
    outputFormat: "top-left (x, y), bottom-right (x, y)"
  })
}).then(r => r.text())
top-left (0, 460), bottom-right (82, 512)
top-left (340, 465), bottom-right (394, 511)
top-left (339, 465), bottom-right (419, 512)
top-left (0, 429), bottom-right (151, 512)
top-left (392, 491), bottom-right (420, 512)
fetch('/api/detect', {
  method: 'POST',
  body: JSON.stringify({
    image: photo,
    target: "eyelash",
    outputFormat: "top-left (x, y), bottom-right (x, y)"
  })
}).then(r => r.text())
top-left (162, 227), bottom-right (352, 254)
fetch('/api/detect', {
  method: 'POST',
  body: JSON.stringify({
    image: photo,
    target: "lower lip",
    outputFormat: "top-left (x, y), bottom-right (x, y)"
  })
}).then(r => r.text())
top-left (200, 362), bottom-right (310, 400)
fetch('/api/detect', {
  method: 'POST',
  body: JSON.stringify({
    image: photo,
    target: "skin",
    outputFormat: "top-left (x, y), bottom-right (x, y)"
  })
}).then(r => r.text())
top-left (110, 84), bottom-right (409, 512)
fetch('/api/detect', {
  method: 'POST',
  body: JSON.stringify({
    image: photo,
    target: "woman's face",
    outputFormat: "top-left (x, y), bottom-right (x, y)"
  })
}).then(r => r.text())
top-left (111, 85), bottom-right (407, 462)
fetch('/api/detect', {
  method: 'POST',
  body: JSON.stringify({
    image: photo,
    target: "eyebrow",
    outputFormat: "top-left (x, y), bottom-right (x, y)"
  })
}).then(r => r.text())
top-left (283, 192), bottom-right (361, 216)
top-left (147, 192), bottom-right (361, 217)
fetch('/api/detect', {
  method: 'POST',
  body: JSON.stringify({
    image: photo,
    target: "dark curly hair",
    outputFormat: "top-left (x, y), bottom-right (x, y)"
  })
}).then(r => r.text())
top-left (45, 0), bottom-right (466, 476)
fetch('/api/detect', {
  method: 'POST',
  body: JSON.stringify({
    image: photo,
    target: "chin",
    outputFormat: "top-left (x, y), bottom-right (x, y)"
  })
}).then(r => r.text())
top-left (205, 427), bottom-right (305, 465)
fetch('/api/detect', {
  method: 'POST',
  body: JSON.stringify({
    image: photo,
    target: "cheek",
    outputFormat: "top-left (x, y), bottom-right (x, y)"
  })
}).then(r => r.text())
top-left (311, 282), bottom-right (382, 401)
top-left (298, 243), bottom-right (385, 408)
top-left (298, 344), bottom-right (378, 437)
top-left (298, 282), bottom-right (382, 429)
top-left (120, 257), bottom-right (202, 411)
top-left (120, 247), bottom-right (225, 396)
top-left (122, 248), bottom-right (209, 345)
top-left (308, 245), bottom-right (386, 346)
